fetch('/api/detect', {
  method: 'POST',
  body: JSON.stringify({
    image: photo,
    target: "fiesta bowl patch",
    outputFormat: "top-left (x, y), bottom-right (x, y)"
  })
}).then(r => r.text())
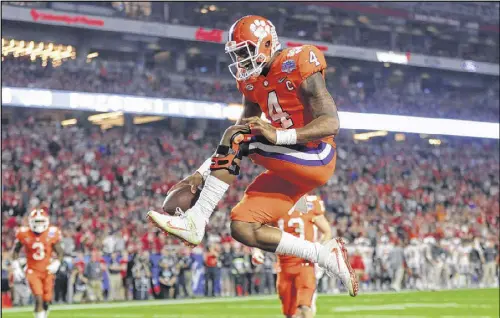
top-left (281, 60), bottom-right (296, 73)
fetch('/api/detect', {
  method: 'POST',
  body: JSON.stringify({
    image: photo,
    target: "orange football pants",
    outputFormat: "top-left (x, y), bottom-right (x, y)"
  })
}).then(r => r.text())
top-left (231, 140), bottom-right (336, 224)
top-left (26, 269), bottom-right (54, 302)
top-left (277, 263), bottom-right (316, 316)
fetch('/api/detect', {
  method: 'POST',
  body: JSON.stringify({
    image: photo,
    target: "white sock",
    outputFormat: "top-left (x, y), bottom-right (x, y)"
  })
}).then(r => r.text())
top-left (193, 175), bottom-right (229, 221)
top-left (45, 310), bottom-right (50, 318)
top-left (33, 312), bottom-right (44, 318)
top-left (276, 231), bottom-right (323, 264)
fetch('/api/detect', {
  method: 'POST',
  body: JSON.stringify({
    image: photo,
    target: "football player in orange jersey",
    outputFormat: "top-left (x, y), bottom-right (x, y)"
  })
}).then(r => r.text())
top-left (12, 209), bottom-right (63, 318)
top-left (148, 15), bottom-right (358, 296)
top-left (253, 195), bottom-right (331, 318)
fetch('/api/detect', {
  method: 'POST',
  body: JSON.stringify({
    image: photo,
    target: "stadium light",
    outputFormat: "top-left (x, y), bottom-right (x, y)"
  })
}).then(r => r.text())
top-left (339, 112), bottom-right (499, 139)
top-left (395, 133), bottom-right (406, 141)
top-left (2, 87), bottom-right (499, 140)
top-left (133, 116), bottom-right (165, 125)
top-left (88, 112), bottom-right (123, 122)
top-left (354, 131), bottom-right (388, 141)
top-left (222, 104), bottom-right (243, 121)
top-left (2, 38), bottom-right (74, 63)
top-left (61, 118), bottom-right (77, 126)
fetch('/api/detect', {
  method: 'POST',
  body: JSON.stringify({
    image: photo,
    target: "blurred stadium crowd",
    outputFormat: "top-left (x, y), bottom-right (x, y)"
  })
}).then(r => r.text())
top-left (1, 0), bottom-right (499, 308)
top-left (1, 120), bottom-right (498, 304)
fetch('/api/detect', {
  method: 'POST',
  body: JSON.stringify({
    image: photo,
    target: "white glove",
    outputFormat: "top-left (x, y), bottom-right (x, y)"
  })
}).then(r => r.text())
top-left (251, 249), bottom-right (265, 266)
top-left (47, 260), bottom-right (61, 274)
top-left (11, 260), bottom-right (25, 281)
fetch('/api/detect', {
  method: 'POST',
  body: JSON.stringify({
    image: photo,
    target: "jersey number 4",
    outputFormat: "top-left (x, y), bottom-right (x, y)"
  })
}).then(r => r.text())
top-left (309, 51), bottom-right (321, 66)
top-left (32, 242), bottom-right (46, 260)
top-left (267, 51), bottom-right (320, 129)
top-left (267, 91), bottom-right (293, 129)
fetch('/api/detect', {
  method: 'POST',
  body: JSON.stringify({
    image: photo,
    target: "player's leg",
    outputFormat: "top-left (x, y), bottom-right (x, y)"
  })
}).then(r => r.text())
top-left (26, 271), bottom-right (44, 318)
top-left (230, 172), bottom-right (357, 296)
top-left (147, 125), bottom-right (252, 245)
top-left (228, 142), bottom-right (338, 253)
top-left (230, 218), bottom-right (358, 298)
top-left (277, 270), bottom-right (297, 318)
top-left (311, 265), bottom-right (323, 315)
top-left (229, 171), bottom-right (305, 251)
top-left (294, 266), bottom-right (316, 318)
top-left (42, 274), bottom-right (55, 318)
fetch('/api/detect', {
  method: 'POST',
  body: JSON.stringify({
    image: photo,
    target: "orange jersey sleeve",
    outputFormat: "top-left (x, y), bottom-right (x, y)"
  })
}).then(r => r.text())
top-left (15, 226), bottom-right (30, 243)
top-left (287, 45), bottom-right (327, 87)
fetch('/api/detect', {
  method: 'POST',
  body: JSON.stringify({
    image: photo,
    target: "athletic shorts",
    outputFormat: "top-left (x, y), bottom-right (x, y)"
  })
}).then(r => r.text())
top-left (231, 138), bottom-right (336, 224)
top-left (277, 263), bottom-right (316, 316)
top-left (26, 269), bottom-right (54, 302)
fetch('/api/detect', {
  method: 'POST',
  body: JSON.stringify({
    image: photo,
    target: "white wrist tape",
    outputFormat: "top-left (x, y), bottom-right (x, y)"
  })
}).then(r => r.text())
top-left (196, 157), bottom-right (212, 180)
top-left (276, 129), bottom-right (297, 145)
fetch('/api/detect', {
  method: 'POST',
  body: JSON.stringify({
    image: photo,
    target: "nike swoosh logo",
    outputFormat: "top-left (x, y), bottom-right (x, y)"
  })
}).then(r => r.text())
top-left (166, 221), bottom-right (188, 231)
top-left (331, 247), bottom-right (341, 272)
top-left (278, 77), bottom-right (287, 83)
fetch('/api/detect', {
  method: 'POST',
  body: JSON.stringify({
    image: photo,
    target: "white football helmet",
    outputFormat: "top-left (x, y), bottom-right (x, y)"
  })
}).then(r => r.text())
top-left (29, 209), bottom-right (49, 233)
top-left (225, 15), bottom-right (281, 81)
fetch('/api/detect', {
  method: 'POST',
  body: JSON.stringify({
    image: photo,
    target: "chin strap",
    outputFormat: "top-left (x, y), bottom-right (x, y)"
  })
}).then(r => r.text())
top-left (210, 131), bottom-right (253, 175)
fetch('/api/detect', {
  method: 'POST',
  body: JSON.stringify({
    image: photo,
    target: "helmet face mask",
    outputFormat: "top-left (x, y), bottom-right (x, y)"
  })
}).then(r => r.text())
top-left (29, 209), bottom-right (49, 234)
top-left (226, 40), bottom-right (266, 80)
top-left (226, 16), bottom-right (281, 81)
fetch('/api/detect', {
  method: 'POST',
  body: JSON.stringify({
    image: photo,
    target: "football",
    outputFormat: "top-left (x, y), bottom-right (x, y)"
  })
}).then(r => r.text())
top-left (162, 184), bottom-right (201, 215)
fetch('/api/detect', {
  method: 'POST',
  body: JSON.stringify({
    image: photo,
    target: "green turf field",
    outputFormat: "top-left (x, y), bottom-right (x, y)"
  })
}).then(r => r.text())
top-left (3, 288), bottom-right (499, 318)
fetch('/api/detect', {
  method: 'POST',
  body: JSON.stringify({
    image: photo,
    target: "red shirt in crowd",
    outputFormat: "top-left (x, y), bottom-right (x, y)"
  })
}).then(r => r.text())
top-left (120, 257), bottom-right (128, 278)
top-left (205, 252), bottom-right (218, 268)
top-left (351, 254), bottom-right (365, 271)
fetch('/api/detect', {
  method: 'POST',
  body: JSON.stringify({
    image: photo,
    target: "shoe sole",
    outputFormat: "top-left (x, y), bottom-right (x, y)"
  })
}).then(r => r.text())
top-left (147, 212), bottom-right (197, 248)
top-left (336, 237), bottom-right (359, 297)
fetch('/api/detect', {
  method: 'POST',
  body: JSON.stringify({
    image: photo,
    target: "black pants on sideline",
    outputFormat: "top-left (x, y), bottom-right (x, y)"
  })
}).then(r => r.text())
top-left (54, 277), bottom-right (68, 303)
top-left (160, 284), bottom-right (174, 299)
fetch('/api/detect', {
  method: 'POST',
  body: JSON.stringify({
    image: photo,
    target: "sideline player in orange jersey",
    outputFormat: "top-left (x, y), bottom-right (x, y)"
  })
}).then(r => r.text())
top-left (12, 209), bottom-right (63, 318)
top-left (253, 195), bottom-right (332, 318)
top-left (148, 15), bottom-right (358, 296)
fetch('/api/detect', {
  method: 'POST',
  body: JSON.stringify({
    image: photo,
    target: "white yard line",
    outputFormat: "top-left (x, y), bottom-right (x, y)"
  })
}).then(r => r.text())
top-left (333, 302), bottom-right (494, 312)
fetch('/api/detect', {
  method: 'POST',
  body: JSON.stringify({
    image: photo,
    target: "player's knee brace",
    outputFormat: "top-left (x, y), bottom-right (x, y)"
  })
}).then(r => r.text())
top-left (210, 130), bottom-right (253, 175)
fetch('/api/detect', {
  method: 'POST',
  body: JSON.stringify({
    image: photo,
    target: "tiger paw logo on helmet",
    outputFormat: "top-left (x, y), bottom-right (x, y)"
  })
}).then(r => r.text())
top-left (226, 16), bottom-right (282, 81)
top-left (249, 19), bottom-right (271, 39)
